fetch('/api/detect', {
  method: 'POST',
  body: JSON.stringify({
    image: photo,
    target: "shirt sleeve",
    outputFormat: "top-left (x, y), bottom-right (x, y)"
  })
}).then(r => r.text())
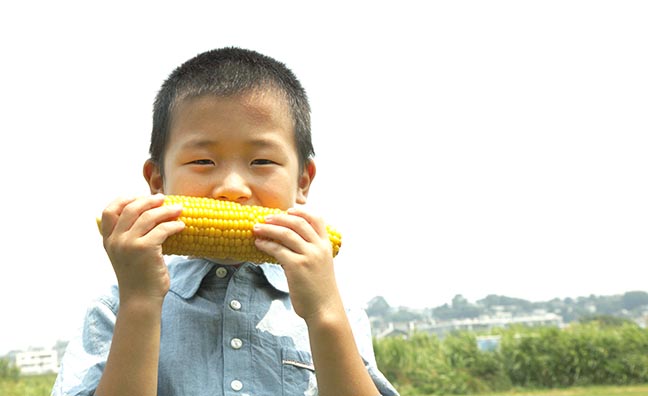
top-left (51, 287), bottom-right (119, 396)
top-left (346, 305), bottom-right (400, 396)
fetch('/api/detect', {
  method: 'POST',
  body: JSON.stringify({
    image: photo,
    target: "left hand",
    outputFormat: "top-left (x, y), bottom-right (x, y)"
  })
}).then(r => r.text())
top-left (253, 207), bottom-right (341, 323)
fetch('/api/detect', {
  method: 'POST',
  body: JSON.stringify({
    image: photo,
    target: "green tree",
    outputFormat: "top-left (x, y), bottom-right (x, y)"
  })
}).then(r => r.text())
top-left (579, 314), bottom-right (634, 327)
top-left (622, 291), bottom-right (648, 311)
top-left (0, 358), bottom-right (19, 381)
top-left (478, 294), bottom-right (533, 310)
top-left (366, 296), bottom-right (391, 317)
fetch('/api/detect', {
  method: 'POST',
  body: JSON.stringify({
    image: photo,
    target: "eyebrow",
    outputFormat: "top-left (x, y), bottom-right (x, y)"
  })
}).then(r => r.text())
top-left (180, 137), bottom-right (285, 150)
top-left (180, 138), bottom-right (218, 149)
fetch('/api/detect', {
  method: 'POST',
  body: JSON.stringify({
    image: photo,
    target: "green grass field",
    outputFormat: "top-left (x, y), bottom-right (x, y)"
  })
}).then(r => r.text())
top-left (0, 374), bottom-right (56, 396)
top-left (463, 384), bottom-right (648, 396)
top-left (2, 375), bottom-right (648, 396)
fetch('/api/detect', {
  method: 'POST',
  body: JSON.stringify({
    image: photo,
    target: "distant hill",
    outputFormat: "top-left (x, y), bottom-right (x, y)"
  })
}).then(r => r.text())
top-left (367, 290), bottom-right (648, 324)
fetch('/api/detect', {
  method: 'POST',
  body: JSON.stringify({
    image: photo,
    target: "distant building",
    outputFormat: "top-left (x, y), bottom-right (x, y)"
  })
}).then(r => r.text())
top-left (373, 310), bottom-right (564, 339)
top-left (14, 349), bottom-right (58, 375)
top-left (375, 321), bottom-right (414, 339)
top-left (420, 311), bottom-right (564, 336)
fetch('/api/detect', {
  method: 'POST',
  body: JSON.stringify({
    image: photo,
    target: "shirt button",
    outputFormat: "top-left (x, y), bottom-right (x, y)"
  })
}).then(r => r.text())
top-left (215, 267), bottom-right (228, 278)
top-left (230, 299), bottom-right (242, 310)
top-left (230, 338), bottom-right (243, 349)
top-left (230, 379), bottom-right (243, 391)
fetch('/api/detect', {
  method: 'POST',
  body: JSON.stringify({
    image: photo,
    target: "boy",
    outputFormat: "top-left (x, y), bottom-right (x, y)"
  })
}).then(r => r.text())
top-left (53, 47), bottom-right (399, 396)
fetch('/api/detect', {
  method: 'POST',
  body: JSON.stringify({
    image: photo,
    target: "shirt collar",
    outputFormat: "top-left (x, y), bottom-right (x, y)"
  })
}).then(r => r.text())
top-left (167, 257), bottom-right (290, 299)
top-left (167, 257), bottom-right (214, 299)
top-left (258, 263), bottom-right (290, 293)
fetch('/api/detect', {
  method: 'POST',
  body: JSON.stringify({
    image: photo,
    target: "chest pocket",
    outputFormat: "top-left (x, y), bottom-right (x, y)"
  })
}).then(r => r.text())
top-left (282, 348), bottom-right (317, 396)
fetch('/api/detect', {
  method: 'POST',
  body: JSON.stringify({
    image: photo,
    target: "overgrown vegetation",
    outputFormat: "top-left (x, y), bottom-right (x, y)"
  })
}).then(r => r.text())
top-left (0, 374), bottom-right (55, 396)
top-left (0, 358), bottom-right (20, 381)
top-left (465, 384), bottom-right (648, 396)
top-left (374, 321), bottom-right (648, 395)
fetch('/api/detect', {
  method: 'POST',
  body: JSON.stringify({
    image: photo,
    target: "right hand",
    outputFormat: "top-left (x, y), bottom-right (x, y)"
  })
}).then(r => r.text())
top-left (99, 194), bottom-right (185, 303)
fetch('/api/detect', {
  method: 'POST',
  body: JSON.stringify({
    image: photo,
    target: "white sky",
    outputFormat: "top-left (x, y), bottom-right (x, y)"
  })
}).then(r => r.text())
top-left (1, 1), bottom-right (647, 355)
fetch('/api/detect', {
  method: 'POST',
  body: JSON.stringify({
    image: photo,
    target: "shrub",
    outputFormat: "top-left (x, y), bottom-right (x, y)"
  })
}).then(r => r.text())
top-left (0, 358), bottom-right (19, 381)
top-left (374, 321), bottom-right (648, 395)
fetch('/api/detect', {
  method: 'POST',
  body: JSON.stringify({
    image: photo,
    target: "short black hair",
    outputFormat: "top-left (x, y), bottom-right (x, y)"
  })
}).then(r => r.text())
top-left (149, 47), bottom-right (313, 172)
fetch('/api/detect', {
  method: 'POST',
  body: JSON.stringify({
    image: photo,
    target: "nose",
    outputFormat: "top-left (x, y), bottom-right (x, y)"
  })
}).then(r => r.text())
top-left (211, 169), bottom-right (251, 203)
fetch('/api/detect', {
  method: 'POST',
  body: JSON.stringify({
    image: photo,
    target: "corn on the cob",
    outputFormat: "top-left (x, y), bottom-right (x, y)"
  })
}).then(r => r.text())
top-left (96, 195), bottom-right (342, 264)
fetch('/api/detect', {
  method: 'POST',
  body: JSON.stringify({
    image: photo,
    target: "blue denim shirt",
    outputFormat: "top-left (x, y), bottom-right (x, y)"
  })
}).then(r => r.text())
top-left (52, 257), bottom-right (399, 396)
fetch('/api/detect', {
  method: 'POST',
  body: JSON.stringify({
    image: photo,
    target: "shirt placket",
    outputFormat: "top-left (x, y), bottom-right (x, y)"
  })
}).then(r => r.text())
top-left (221, 265), bottom-right (254, 395)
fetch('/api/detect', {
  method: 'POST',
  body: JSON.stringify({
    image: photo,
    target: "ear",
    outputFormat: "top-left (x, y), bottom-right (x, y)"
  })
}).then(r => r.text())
top-left (296, 159), bottom-right (316, 205)
top-left (143, 159), bottom-right (165, 194)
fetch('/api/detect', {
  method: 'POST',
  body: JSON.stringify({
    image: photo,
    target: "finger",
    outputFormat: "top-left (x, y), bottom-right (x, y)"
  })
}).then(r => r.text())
top-left (286, 207), bottom-right (329, 240)
top-left (110, 194), bottom-right (167, 236)
top-left (256, 215), bottom-right (314, 255)
top-left (129, 203), bottom-right (185, 240)
top-left (141, 218), bottom-right (186, 246)
top-left (282, 208), bottom-right (334, 259)
top-left (263, 211), bottom-right (320, 244)
top-left (254, 235), bottom-right (301, 264)
top-left (254, 210), bottom-right (333, 264)
top-left (100, 196), bottom-right (137, 237)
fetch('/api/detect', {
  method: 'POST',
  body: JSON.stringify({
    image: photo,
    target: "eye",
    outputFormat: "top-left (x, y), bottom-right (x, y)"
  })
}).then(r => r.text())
top-left (251, 159), bottom-right (276, 166)
top-left (190, 159), bottom-right (215, 165)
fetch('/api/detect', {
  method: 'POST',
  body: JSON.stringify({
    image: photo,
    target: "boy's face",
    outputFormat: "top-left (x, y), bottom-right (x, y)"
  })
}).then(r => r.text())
top-left (144, 90), bottom-right (314, 210)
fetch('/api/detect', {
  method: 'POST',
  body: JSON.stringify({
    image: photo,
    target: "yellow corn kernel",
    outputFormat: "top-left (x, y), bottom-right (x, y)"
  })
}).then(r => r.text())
top-left (96, 195), bottom-right (342, 264)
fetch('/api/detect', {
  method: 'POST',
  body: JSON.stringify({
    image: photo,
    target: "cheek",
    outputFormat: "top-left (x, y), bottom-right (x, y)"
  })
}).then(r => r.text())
top-left (162, 170), bottom-right (212, 196)
top-left (256, 181), bottom-right (298, 210)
